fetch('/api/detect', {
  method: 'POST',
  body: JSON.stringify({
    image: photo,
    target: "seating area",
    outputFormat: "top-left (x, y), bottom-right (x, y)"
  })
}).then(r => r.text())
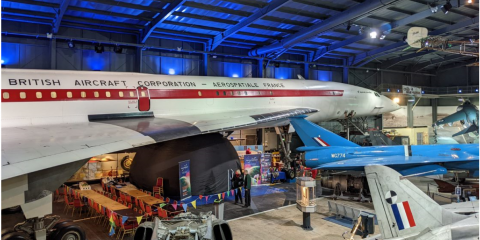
top-left (58, 177), bottom-right (181, 239)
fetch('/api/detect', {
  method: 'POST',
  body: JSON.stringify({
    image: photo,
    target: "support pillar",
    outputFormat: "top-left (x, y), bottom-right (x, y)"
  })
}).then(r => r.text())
top-left (203, 53), bottom-right (208, 76)
top-left (50, 39), bottom-right (56, 69)
top-left (135, 47), bottom-right (143, 73)
top-left (342, 59), bottom-right (348, 84)
top-left (431, 98), bottom-right (438, 124)
top-left (407, 96), bottom-right (414, 128)
top-left (304, 63), bottom-right (309, 80)
top-left (258, 59), bottom-right (264, 78)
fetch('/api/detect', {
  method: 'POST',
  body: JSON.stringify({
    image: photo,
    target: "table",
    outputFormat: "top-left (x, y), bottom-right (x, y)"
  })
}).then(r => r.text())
top-left (114, 183), bottom-right (150, 198)
top-left (79, 190), bottom-right (128, 211)
top-left (138, 195), bottom-right (165, 205)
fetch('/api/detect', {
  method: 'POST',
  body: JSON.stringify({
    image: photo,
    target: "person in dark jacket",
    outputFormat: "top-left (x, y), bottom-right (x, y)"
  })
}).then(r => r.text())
top-left (231, 169), bottom-right (244, 204)
top-left (243, 169), bottom-right (252, 207)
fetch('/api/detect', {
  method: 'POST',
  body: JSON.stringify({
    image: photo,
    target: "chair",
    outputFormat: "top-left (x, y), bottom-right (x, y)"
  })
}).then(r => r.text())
top-left (139, 200), bottom-right (146, 212)
top-left (118, 219), bottom-right (139, 240)
top-left (145, 205), bottom-right (153, 221)
top-left (54, 188), bottom-right (65, 202)
top-left (63, 195), bottom-right (74, 215)
top-left (146, 191), bottom-right (152, 196)
top-left (72, 199), bottom-right (85, 217)
top-left (112, 195), bottom-right (117, 201)
top-left (156, 177), bottom-right (164, 195)
top-left (154, 193), bottom-right (160, 199)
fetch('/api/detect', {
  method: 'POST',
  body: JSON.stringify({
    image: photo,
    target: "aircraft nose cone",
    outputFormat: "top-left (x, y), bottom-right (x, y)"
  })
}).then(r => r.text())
top-left (381, 95), bottom-right (401, 113)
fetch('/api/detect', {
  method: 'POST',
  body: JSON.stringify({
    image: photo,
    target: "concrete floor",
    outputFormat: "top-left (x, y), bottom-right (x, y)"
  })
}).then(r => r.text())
top-left (227, 198), bottom-right (379, 240)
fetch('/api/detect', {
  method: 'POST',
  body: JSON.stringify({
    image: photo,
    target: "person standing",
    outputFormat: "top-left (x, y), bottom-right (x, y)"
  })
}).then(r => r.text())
top-left (243, 169), bottom-right (252, 207)
top-left (231, 169), bottom-right (244, 204)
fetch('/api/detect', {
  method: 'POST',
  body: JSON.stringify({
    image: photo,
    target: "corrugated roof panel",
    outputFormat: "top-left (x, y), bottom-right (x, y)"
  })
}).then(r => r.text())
top-left (2, 1), bottom-right (57, 14)
top-left (65, 10), bottom-right (146, 25)
top-left (177, 6), bottom-right (247, 22)
top-left (157, 23), bottom-right (222, 36)
top-left (251, 19), bottom-right (304, 31)
top-left (229, 33), bottom-right (271, 42)
top-left (69, 0), bottom-right (146, 16)
top-left (165, 15), bottom-right (233, 29)
top-left (189, 0), bottom-right (258, 13)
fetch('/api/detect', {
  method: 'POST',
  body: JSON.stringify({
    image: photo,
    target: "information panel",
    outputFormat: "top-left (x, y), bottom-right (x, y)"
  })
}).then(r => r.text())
top-left (244, 154), bottom-right (261, 186)
top-left (179, 160), bottom-right (191, 200)
top-left (261, 153), bottom-right (272, 184)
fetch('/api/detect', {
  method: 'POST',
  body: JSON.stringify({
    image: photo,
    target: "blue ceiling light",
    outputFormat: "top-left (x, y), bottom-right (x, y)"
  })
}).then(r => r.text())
top-left (387, 88), bottom-right (390, 92)
top-left (232, 74), bottom-right (239, 78)
top-left (476, 89), bottom-right (478, 92)
top-left (458, 89), bottom-right (462, 93)
top-left (421, 91), bottom-right (424, 94)
top-left (168, 69), bottom-right (175, 75)
top-left (397, 89), bottom-right (400, 93)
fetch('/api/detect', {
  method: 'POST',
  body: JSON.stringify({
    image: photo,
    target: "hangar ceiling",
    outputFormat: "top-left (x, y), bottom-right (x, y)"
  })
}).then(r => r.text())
top-left (1, 0), bottom-right (479, 72)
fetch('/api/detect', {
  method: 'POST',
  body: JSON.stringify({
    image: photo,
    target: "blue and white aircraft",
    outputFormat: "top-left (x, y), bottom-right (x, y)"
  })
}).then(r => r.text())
top-left (290, 115), bottom-right (479, 177)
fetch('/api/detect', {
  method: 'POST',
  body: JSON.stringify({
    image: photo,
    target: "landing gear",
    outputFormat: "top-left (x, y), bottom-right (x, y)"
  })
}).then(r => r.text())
top-left (1, 217), bottom-right (85, 240)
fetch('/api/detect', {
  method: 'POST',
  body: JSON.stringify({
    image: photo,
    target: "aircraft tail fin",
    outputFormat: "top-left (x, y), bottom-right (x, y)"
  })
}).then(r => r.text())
top-left (365, 165), bottom-right (468, 239)
top-left (289, 115), bottom-right (359, 147)
top-left (452, 124), bottom-right (479, 137)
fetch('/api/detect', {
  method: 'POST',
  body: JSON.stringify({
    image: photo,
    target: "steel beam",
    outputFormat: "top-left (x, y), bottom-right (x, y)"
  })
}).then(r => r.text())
top-left (411, 54), bottom-right (465, 72)
top-left (350, 16), bottom-right (479, 66)
top-left (311, 8), bottom-right (434, 61)
top-left (436, 58), bottom-right (479, 73)
top-left (209, 0), bottom-right (290, 51)
top-left (52, 0), bottom-right (71, 34)
top-left (381, 51), bottom-right (431, 69)
top-left (248, 0), bottom-right (399, 57)
top-left (141, 0), bottom-right (186, 43)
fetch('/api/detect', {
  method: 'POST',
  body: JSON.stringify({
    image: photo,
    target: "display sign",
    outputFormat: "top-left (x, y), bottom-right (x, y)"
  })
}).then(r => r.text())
top-left (260, 153), bottom-right (272, 184)
top-left (455, 186), bottom-right (461, 196)
top-left (402, 85), bottom-right (422, 95)
top-left (244, 154), bottom-right (261, 186)
top-left (179, 160), bottom-right (191, 200)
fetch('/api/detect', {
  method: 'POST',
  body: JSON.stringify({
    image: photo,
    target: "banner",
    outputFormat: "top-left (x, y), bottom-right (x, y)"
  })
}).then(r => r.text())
top-left (260, 153), bottom-right (272, 184)
top-left (402, 85), bottom-right (422, 95)
top-left (179, 160), bottom-right (192, 200)
top-left (244, 154), bottom-right (261, 186)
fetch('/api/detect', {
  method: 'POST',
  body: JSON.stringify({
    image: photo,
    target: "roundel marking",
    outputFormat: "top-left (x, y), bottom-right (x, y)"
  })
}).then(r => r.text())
top-left (385, 190), bottom-right (397, 204)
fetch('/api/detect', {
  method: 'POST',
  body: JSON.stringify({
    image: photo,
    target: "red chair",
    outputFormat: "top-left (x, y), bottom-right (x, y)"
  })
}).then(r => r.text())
top-left (118, 218), bottom-right (138, 240)
top-left (154, 193), bottom-right (160, 199)
top-left (72, 199), bottom-right (84, 217)
top-left (145, 205), bottom-right (153, 221)
top-left (139, 200), bottom-right (146, 212)
top-left (63, 195), bottom-right (74, 215)
top-left (112, 195), bottom-right (117, 201)
top-left (156, 178), bottom-right (164, 195)
top-left (146, 191), bottom-right (152, 196)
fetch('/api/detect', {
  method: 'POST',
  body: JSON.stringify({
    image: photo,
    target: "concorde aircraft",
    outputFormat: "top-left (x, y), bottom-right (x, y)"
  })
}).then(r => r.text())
top-left (289, 115), bottom-right (479, 177)
top-left (1, 69), bottom-right (399, 239)
top-left (365, 165), bottom-right (478, 240)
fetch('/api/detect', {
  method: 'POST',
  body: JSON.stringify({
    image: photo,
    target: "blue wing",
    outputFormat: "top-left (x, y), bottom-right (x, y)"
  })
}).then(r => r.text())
top-left (316, 155), bottom-right (476, 169)
top-left (434, 111), bottom-right (467, 126)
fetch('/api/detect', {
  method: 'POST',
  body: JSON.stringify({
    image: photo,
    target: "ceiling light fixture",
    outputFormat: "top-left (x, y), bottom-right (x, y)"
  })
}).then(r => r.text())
top-left (370, 30), bottom-right (378, 39)
top-left (67, 40), bottom-right (75, 48)
top-left (94, 44), bottom-right (104, 53)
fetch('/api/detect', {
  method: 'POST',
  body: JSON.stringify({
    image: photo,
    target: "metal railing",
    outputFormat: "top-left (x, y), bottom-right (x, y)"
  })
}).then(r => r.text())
top-left (375, 84), bottom-right (479, 95)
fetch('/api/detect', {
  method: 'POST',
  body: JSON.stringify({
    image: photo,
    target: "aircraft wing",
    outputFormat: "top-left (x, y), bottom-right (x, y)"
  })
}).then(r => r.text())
top-left (2, 107), bottom-right (317, 180)
top-left (434, 111), bottom-right (466, 127)
top-left (315, 154), bottom-right (477, 170)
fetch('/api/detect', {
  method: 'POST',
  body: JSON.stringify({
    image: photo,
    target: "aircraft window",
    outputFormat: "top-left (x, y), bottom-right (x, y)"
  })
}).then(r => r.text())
top-left (270, 91), bottom-right (273, 95)
top-left (141, 91), bottom-right (146, 97)
top-left (216, 91), bottom-right (219, 96)
top-left (20, 92), bottom-right (26, 99)
top-left (198, 91), bottom-right (202, 97)
top-left (51, 92), bottom-right (57, 99)
top-left (223, 91), bottom-right (226, 96)
top-left (3, 92), bottom-right (9, 99)
top-left (106, 91), bottom-right (111, 98)
top-left (257, 91), bottom-right (260, 95)
top-left (374, 92), bottom-right (380, 97)
top-left (244, 91), bottom-right (248, 95)
top-left (36, 92), bottom-right (42, 99)
top-left (237, 91), bottom-right (240, 95)
top-left (67, 92), bottom-right (72, 98)
top-left (119, 91), bottom-right (124, 97)
top-left (129, 91), bottom-right (134, 97)
top-left (81, 91), bottom-right (86, 98)
top-left (230, 91), bottom-right (233, 96)
top-left (94, 91), bottom-right (99, 98)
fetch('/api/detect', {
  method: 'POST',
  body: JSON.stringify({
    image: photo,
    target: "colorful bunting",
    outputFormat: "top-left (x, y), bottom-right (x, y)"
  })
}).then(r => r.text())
top-left (182, 204), bottom-right (188, 212)
top-left (109, 226), bottom-right (115, 236)
top-left (122, 216), bottom-right (128, 225)
top-left (222, 192), bottom-right (225, 199)
top-left (231, 190), bottom-right (235, 196)
top-left (217, 194), bottom-right (221, 199)
top-left (136, 216), bottom-right (142, 225)
top-left (191, 200), bottom-right (196, 209)
top-left (227, 191), bottom-right (230, 197)
top-left (205, 196), bottom-right (209, 203)
top-left (199, 195), bottom-right (203, 200)
top-left (172, 202), bottom-right (177, 210)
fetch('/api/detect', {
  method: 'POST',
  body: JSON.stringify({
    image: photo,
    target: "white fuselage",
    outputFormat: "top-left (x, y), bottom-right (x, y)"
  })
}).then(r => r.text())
top-left (1, 69), bottom-right (399, 128)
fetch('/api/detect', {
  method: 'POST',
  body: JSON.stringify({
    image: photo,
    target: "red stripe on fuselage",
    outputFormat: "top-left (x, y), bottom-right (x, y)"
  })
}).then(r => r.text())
top-left (1, 89), bottom-right (344, 102)
top-left (402, 201), bottom-right (416, 227)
